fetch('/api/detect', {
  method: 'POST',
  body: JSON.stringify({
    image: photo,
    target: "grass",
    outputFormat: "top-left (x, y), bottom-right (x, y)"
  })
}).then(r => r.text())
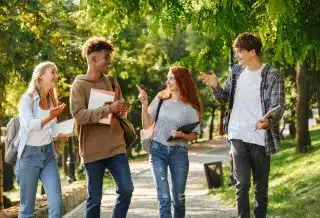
top-left (208, 125), bottom-right (320, 218)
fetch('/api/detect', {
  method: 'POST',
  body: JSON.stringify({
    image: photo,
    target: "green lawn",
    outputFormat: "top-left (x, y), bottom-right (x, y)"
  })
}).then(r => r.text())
top-left (209, 125), bottom-right (320, 218)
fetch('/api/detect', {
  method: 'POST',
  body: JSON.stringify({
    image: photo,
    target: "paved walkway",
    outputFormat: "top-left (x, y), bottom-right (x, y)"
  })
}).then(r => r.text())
top-left (64, 139), bottom-right (237, 218)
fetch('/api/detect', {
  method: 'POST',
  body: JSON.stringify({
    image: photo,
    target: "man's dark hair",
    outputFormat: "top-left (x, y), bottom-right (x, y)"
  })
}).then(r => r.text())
top-left (233, 32), bottom-right (262, 56)
top-left (82, 36), bottom-right (114, 57)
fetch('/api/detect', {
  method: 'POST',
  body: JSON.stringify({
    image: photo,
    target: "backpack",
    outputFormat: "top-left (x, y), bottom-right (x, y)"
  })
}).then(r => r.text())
top-left (4, 93), bottom-right (33, 165)
top-left (4, 116), bottom-right (20, 165)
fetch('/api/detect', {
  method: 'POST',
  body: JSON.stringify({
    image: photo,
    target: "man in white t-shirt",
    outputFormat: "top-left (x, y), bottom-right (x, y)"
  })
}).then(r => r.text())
top-left (200, 32), bottom-right (285, 218)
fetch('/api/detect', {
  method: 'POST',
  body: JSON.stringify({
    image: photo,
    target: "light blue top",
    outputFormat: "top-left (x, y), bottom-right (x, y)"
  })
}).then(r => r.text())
top-left (148, 96), bottom-right (201, 147)
top-left (16, 93), bottom-right (58, 159)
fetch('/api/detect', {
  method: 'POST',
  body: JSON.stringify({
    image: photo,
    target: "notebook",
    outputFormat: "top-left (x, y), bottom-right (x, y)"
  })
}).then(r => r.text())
top-left (263, 105), bottom-right (281, 119)
top-left (88, 88), bottom-right (115, 125)
top-left (167, 121), bottom-right (200, 142)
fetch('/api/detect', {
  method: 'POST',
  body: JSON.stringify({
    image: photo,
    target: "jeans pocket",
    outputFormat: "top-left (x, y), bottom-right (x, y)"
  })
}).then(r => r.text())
top-left (176, 146), bottom-right (188, 153)
top-left (150, 141), bottom-right (160, 152)
top-left (21, 147), bottom-right (36, 159)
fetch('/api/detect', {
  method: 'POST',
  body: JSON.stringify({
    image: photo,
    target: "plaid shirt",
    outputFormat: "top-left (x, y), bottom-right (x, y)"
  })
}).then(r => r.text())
top-left (212, 64), bottom-right (285, 155)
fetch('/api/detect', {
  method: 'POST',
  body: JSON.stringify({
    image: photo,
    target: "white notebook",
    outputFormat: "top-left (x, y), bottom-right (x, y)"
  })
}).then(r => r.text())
top-left (263, 105), bottom-right (281, 119)
top-left (88, 88), bottom-right (115, 125)
top-left (56, 119), bottom-right (75, 137)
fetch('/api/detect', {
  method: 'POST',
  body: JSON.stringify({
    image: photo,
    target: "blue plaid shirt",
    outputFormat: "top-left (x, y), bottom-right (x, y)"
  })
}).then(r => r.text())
top-left (212, 64), bottom-right (285, 155)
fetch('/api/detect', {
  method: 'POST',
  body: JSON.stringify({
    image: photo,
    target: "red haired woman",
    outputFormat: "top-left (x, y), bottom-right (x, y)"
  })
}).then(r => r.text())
top-left (137, 66), bottom-right (202, 218)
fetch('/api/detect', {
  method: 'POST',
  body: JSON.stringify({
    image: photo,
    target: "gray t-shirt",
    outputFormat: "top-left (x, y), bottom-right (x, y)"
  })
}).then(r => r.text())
top-left (148, 96), bottom-right (201, 147)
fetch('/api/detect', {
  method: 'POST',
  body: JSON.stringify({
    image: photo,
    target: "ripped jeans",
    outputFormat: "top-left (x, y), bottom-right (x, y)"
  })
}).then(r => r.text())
top-left (149, 141), bottom-right (189, 218)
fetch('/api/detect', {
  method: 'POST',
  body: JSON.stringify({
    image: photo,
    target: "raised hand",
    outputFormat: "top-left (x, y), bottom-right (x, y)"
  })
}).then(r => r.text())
top-left (136, 85), bottom-right (148, 106)
top-left (50, 104), bottom-right (66, 119)
top-left (199, 71), bottom-right (219, 88)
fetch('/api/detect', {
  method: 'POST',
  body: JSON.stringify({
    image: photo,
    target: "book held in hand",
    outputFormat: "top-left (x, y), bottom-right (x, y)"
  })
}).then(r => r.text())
top-left (56, 119), bottom-right (75, 137)
top-left (88, 88), bottom-right (115, 125)
top-left (263, 105), bottom-right (281, 119)
top-left (167, 121), bottom-right (200, 142)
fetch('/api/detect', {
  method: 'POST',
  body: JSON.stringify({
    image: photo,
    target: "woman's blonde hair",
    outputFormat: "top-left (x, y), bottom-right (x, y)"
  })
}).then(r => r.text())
top-left (27, 61), bottom-right (59, 107)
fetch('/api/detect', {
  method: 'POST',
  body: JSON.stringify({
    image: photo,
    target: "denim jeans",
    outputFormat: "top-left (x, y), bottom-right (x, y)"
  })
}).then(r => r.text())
top-left (149, 141), bottom-right (189, 218)
top-left (15, 143), bottom-right (62, 218)
top-left (84, 153), bottom-right (133, 218)
top-left (230, 139), bottom-right (270, 218)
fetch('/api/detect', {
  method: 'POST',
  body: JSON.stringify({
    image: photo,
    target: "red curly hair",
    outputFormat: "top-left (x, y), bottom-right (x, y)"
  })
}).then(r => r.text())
top-left (158, 66), bottom-right (203, 122)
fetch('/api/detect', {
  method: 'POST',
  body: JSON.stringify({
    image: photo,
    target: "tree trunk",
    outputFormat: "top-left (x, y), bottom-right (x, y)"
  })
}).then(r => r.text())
top-left (0, 89), bottom-right (4, 210)
top-left (289, 109), bottom-right (296, 137)
top-left (3, 149), bottom-right (14, 192)
top-left (0, 141), bottom-right (4, 210)
top-left (280, 118), bottom-right (287, 139)
top-left (209, 106), bottom-right (216, 140)
top-left (295, 60), bottom-right (311, 154)
top-left (63, 144), bottom-right (68, 175)
top-left (289, 122), bottom-right (296, 137)
top-left (316, 86), bottom-right (320, 121)
top-left (229, 46), bottom-right (234, 69)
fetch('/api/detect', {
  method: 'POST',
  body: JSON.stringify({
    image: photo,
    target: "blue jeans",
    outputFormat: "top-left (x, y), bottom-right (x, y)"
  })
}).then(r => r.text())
top-left (15, 143), bottom-right (62, 218)
top-left (84, 153), bottom-right (133, 218)
top-left (149, 141), bottom-right (189, 218)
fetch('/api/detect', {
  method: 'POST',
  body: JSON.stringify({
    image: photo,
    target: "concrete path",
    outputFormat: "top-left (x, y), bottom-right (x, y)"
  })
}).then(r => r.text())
top-left (64, 139), bottom-right (237, 218)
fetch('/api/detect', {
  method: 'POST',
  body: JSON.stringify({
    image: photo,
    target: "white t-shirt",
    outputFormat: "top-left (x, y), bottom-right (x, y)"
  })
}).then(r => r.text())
top-left (148, 96), bottom-right (201, 147)
top-left (228, 64), bottom-right (266, 146)
top-left (26, 107), bottom-right (56, 146)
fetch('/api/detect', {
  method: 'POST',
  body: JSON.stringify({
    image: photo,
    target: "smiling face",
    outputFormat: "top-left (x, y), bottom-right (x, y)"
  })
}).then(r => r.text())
top-left (166, 70), bottom-right (178, 93)
top-left (234, 48), bottom-right (256, 66)
top-left (92, 49), bottom-right (112, 73)
top-left (39, 66), bottom-right (58, 90)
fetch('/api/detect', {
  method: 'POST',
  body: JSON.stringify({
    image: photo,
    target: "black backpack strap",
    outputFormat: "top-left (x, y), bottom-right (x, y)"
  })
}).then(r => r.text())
top-left (228, 72), bottom-right (236, 111)
top-left (155, 99), bottom-right (163, 123)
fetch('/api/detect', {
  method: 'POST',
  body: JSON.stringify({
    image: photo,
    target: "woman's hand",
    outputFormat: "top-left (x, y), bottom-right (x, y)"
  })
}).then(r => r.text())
top-left (55, 133), bottom-right (68, 142)
top-left (171, 130), bottom-right (197, 141)
top-left (171, 130), bottom-right (185, 139)
top-left (136, 85), bottom-right (148, 106)
top-left (42, 104), bottom-right (66, 129)
top-left (50, 104), bottom-right (66, 119)
top-left (53, 133), bottom-right (68, 152)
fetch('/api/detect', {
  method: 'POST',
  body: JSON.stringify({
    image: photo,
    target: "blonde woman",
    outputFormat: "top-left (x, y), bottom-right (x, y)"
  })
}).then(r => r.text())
top-left (15, 61), bottom-right (66, 218)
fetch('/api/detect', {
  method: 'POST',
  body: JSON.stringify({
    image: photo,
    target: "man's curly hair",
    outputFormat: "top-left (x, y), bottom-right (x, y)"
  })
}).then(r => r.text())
top-left (82, 36), bottom-right (114, 57)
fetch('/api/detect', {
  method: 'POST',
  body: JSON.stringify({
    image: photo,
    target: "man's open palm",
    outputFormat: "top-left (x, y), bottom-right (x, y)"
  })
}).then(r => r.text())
top-left (199, 71), bottom-right (219, 88)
